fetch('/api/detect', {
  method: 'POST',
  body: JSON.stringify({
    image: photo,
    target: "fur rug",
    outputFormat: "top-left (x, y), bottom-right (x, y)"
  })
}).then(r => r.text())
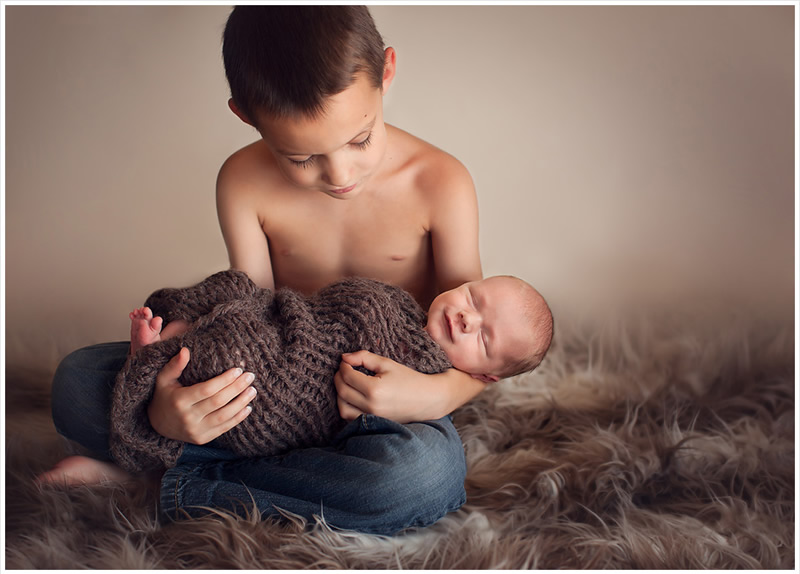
top-left (5, 314), bottom-right (795, 569)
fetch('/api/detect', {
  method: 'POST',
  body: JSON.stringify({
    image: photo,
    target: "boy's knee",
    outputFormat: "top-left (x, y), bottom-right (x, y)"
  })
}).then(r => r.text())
top-left (50, 342), bottom-right (128, 452)
top-left (398, 418), bottom-right (466, 481)
top-left (411, 421), bottom-right (466, 494)
top-left (353, 417), bottom-right (467, 531)
top-left (51, 348), bottom-right (92, 431)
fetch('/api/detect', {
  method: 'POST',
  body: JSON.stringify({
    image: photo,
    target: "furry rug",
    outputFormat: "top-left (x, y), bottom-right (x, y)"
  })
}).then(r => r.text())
top-left (5, 314), bottom-right (795, 569)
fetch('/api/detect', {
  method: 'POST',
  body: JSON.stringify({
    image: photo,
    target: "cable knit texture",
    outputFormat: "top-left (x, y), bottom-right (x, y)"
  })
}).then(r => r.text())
top-left (109, 270), bottom-right (452, 473)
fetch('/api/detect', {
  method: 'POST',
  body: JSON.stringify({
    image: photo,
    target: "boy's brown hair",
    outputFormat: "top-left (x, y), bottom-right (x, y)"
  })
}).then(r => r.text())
top-left (222, 6), bottom-right (386, 123)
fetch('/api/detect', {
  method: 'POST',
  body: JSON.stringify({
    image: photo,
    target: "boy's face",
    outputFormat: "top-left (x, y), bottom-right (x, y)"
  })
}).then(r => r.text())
top-left (250, 72), bottom-right (391, 201)
top-left (425, 277), bottom-right (532, 383)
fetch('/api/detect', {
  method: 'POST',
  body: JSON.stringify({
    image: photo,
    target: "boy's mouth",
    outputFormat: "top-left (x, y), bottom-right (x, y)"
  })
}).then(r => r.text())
top-left (329, 183), bottom-right (357, 195)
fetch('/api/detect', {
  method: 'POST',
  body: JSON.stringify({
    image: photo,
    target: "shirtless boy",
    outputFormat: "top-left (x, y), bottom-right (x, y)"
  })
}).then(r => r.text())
top-left (43, 6), bottom-right (492, 535)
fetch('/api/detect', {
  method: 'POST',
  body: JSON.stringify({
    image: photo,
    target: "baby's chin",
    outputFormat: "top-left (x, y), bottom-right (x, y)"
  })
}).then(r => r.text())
top-left (423, 323), bottom-right (443, 346)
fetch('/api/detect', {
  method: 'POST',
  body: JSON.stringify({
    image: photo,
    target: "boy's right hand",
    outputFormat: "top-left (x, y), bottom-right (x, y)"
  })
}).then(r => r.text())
top-left (147, 347), bottom-right (256, 445)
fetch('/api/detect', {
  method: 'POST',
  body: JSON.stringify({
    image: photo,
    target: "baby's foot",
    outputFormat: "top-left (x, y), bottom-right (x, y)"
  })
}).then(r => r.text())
top-left (129, 306), bottom-right (163, 354)
top-left (35, 455), bottom-right (133, 487)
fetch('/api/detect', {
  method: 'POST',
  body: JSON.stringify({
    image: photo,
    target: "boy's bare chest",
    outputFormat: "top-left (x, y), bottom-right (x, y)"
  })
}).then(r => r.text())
top-left (264, 201), bottom-right (433, 298)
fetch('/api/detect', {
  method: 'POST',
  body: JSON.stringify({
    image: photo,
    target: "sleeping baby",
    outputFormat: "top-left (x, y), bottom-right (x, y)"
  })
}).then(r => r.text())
top-left (110, 270), bottom-right (553, 473)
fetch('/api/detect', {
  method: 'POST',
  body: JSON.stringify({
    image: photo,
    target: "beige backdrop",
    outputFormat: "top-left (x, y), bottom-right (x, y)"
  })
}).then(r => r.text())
top-left (5, 5), bottom-right (795, 369)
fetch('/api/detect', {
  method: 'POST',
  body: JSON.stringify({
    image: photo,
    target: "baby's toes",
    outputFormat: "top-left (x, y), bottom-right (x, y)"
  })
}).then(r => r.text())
top-left (130, 307), bottom-right (151, 321)
top-left (148, 316), bottom-right (163, 334)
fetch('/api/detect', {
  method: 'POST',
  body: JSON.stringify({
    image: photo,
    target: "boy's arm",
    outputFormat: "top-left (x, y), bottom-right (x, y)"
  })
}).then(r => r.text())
top-left (146, 156), bottom-right (270, 444)
top-left (335, 156), bottom-right (485, 421)
top-left (215, 153), bottom-right (276, 289)
top-left (426, 153), bottom-right (483, 293)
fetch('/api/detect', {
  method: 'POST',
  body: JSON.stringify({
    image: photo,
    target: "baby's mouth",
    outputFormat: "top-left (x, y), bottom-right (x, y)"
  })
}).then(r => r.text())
top-left (444, 313), bottom-right (454, 342)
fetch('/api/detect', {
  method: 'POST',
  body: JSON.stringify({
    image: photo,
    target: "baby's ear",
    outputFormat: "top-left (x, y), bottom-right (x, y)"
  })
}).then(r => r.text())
top-left (471, 373), bottom-right (500, 384)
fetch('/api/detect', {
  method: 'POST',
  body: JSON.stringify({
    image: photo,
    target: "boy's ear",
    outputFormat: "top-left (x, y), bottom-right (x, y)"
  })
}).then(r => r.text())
top-left (471, 373), bottom-right (500, 384)
top-left (381, 47), bottom-right (397, 93)
top-left (228, 98), bottom-right (255, 127)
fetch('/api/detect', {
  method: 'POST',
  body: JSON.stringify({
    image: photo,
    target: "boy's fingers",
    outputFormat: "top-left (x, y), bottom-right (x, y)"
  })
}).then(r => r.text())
top-left (334, 364), bottom-right (380, 416)
top-left (336, 396), bottom-right (364, 421)
top-left (205, 404), bottom-right (253, 439)
top-left (199, 376), bottom-right (257, 424)
top-left (334, 362), bottom-right (370, 396)
top-left (340, 349), bottom-right (371, 365)
top-left (340, 350), bottom-right (386, 373)
top-left (183, 367), bottom-right (253, 405)
top-left (155, 347), bottom-right (191, 389)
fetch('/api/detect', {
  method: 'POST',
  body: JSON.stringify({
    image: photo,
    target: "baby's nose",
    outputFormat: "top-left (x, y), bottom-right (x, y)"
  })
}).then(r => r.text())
top-left (459, 310), bottom-right (477, 332)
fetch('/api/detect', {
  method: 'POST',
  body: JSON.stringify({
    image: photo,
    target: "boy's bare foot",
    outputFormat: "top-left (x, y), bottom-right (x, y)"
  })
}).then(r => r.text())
top-left (130, 306), bottom-right (163, 354)
top-left (35, 455), bottom-right (133, 487)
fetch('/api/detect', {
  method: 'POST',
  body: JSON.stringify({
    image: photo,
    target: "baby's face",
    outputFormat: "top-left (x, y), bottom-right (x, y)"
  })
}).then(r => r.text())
top-left (425, 277), bottom-right (532, 383)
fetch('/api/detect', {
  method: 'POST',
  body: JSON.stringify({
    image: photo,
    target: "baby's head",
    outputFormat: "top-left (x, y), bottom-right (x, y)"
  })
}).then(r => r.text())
top-left (425, 276), bottom-right (553, 383)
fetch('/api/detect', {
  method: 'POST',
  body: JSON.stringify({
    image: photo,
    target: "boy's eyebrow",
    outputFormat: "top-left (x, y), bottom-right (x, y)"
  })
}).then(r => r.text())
top-left (278, 117), bottom-right (377, 156)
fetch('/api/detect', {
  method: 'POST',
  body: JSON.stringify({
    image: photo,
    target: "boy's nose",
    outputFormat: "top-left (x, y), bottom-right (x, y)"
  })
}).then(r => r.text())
top-left (322, 156), bottom-right (351, 188)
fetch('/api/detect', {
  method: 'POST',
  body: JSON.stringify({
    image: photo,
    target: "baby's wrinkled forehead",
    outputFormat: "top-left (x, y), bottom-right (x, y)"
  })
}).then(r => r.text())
top-left (504, 279), bottom-right (550, 336)
top-left (487, 276), bottom-right (537, 309)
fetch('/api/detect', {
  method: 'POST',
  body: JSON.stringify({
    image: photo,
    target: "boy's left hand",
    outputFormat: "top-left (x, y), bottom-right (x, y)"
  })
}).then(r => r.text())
top-left (335, 351), bottom-right (443, 423)
top-left (335, 350), bottom-right (488, 423)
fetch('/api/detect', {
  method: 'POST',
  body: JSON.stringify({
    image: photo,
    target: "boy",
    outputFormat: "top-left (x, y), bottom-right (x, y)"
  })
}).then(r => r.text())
top-left (110, 271), bottom-right (553, 473)
top-left (44, 6), bottom-right (490, 535)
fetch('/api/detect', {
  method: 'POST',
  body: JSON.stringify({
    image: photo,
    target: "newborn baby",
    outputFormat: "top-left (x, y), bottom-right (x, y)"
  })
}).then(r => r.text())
top-left (110, 270), bottom-right (552, 473)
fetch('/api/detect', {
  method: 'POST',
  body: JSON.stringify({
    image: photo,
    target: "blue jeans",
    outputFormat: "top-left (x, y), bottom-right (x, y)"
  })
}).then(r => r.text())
top-left (51, 342), bottom-right (467, 535)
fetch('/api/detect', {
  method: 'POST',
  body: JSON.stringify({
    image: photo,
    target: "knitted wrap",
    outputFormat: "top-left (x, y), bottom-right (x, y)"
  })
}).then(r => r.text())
top-left (109, 270), bottom-right (452, 473)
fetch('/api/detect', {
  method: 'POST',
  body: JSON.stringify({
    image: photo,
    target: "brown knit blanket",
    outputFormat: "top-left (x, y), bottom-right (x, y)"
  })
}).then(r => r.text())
top-left (110, 270), bottom-right (452, 473)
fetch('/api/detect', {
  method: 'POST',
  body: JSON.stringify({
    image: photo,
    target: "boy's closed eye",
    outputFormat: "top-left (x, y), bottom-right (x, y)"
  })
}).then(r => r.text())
top-left (289, 156), bottom-right (316, 169)
top-left (352, 131), bottom-right (373, 150)
top-left (287, 131), bottom-right (374, 169)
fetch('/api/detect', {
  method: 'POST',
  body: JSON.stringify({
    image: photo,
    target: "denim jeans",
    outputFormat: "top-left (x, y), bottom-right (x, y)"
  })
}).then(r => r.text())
top-left (51, 342), bottom-right (467, 535)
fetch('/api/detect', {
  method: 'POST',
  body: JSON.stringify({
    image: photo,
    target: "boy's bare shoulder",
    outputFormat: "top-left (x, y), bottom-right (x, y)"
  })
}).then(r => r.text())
top-left (216, 140), bottom-right (283, 199)
top-left (388, 125), bottom-right (476, 204)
